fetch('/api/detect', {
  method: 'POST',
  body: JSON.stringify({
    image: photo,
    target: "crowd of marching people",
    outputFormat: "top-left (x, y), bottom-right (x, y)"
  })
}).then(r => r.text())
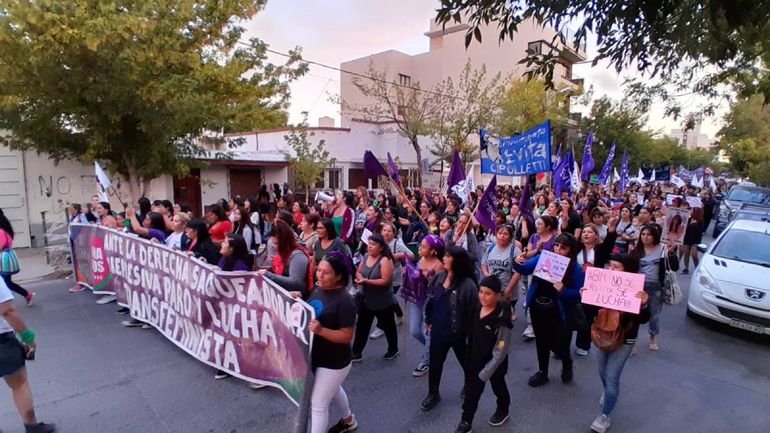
top-left (1, 173), bottom-right (733, 433)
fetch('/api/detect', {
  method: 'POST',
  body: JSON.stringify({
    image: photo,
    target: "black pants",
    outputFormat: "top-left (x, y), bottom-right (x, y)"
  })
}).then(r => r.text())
top-left (376, 287), bottom-right (403, 330)
top-left (462, 357), bottom-right (510, 423)
top-left (575, 304), bottom-right (599, 351)
top-left (428, 337), bottom-right (467, 396)
top-left (3, 274), bottom-right (28, 298)
top-left (352, 303), bottom-right (398, 354)
top-left (530, 304), bottom-right (572, 374)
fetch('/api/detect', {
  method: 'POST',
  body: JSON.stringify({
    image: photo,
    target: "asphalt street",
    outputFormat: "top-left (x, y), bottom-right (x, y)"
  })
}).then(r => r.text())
top-left (2, 234), bottom-right (770, 433)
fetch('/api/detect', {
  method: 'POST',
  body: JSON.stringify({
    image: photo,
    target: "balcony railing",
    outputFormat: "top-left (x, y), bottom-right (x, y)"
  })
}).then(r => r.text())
top-left (558, 28), bottom-right (587, 54)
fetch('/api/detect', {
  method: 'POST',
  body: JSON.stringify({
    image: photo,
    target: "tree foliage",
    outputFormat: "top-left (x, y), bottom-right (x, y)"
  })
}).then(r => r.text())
top-left (435, 0), bottom-right (770, 125)
top-left (429, 62), bottom-right (504, 164)
top-left (494, 78), bottom-right (573, 147)
top-left (283, 114), bottom-right (335, 203)
top-left (0, 0), bottom-right (306, 200)
top-left (717, 94), bottom-right (770, 186)
top-left (344, 64), bottom-right (440, 186)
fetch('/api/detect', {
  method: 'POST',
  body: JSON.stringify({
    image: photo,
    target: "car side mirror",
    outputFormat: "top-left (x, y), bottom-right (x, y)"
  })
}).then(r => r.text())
top-left (696, 244), bottom-right (708, 254)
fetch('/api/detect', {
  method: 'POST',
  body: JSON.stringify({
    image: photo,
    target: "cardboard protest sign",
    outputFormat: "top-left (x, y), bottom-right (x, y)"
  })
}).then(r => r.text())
top-left (665, 194), bottom-right (683, 206)
top-left (533, 249), bottom-right (571, 283)
top-left (686, 196), bottom-right (703, 208)
top-left (661, 207), bottom-right (691, 246)
top-left (70, 224), bottom-right (314, 406)
top-left (581, 267), bottom-right (644, 314)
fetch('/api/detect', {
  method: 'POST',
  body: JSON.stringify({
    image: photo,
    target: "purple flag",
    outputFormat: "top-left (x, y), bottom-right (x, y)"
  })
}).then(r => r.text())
top-left (598, 141), bottom-right (616, 184)
top-left (580, 132), bottom-right (595, 182)
top-left (363, 150), bottom-right (388, 179)
top-left (619, 149), bottom-right (629, 193)
top-left (555, 148), bottom-right (575, 197)
top-left (474, 175), bottom-right (498, 231)
top-left (518, 182), bottom-right (531, 218)
top-left (447, 149), bottom-right (465, 194)
top-left (386, 152), bottom-right (401, 188)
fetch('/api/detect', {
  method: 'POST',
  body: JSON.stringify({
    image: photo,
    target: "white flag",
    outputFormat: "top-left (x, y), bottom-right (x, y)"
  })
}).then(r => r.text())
top-left (94, 161), bottom-right (112, 202)
top-left (692, 175), bottom-right (703, 188)
top-left (571, 157), bottom-right (582, 192)
top-left (613, 167), bottom-right (620, 183)
top-left (637, 168), bottom-right (646, 184)
top-left (709, 176), bottom-right (717, 191)
top-left (650, 169), bottom-right (656, 183)
top-left (671, 175), bottom-right (686, 188)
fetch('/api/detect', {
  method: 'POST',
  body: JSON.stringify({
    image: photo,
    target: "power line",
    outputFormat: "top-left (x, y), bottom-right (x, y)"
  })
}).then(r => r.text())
top-left (235, 40), bottom-right (468, 101)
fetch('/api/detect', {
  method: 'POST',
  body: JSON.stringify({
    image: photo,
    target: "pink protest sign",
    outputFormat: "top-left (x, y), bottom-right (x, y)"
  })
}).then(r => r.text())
top-left (533, 250), bottom-right (571, 284)
top-left (582, 267), bottom-right (644, 314)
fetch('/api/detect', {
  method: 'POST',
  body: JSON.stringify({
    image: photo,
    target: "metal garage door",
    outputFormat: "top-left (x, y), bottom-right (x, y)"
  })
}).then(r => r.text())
top-left (0, 146), bottom-right (31, 247)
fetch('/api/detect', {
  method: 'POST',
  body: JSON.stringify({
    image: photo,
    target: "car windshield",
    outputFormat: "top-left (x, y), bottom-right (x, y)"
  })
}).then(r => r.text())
top-left (726, 188), bottom-right (770, 204)
top-left (712, 228), bottom-right (770, 267)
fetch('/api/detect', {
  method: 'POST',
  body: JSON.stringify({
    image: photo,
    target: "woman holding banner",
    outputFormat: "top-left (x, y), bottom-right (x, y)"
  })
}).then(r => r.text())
top-left (586, 254), bottom-right (650, 433)
top-left (513, 233), bottom-right (585, 388)
top-left (630, 225), bottom-right (679, 351)
top-left (303, 251), bottom-right (358, 433)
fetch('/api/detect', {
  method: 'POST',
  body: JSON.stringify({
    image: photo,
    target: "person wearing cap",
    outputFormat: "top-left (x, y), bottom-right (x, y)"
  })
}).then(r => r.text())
top-left (454, 276), bottom-right (513, 433)
top-left (0, 277), bottom-right (56, 433)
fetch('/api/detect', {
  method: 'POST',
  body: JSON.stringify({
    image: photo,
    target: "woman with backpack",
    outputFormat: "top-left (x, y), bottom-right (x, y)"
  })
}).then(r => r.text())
top-left (630, 224), bottom-right (678, 352)
top-left (259, 220), bottom-right (312, 298)
top-left (0, 209), bottom-right (33, 306)
top-left (587, 254), bottom-right (650, 433)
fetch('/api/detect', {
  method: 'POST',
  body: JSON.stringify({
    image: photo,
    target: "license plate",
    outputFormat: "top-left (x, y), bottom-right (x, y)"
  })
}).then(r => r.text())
top-left (728, 319), bottom-right (765, 334)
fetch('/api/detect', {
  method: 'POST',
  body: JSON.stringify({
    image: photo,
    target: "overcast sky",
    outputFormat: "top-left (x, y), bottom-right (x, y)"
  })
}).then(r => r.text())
top-left (245, 0), bottom-right (725, 140)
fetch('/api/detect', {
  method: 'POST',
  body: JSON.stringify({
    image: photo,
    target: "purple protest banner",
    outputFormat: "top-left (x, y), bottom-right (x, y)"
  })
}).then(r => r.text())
top-left (69, 224), bottom-right (314, 406)
top-left (474, 175), bottom-right (498, 231)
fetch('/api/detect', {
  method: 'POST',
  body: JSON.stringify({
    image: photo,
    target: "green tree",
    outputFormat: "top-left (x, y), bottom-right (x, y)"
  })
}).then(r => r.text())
top-left (717, 94), bottom-right (770, 185)
top-left (0, 0), bottom-right (306, 201)
top-left (283, 114), bottom-right (336, 204)
top-left (343, 64), bottom-right (440, 186)
top-left (435, 1), bottom-right (770, 123)
top-left (494, 78), bottom-right (574, 149)
top-left (428, 62), bottom-right (505, 164)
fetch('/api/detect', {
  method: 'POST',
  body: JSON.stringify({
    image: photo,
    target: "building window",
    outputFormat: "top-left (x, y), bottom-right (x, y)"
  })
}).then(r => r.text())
top-left (398, 73), bottom-right (411, 87)
top-left (527, 41), bottom-right (543, 55)
top-left (328, 168), bottom-right (342, 190)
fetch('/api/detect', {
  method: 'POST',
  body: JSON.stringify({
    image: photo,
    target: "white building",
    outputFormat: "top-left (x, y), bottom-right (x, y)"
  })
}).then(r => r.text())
top-left (667, 124), bottom-right (714, 150)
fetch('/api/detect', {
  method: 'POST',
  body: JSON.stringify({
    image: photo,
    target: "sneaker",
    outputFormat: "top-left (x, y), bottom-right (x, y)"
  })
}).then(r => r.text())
top-left (561, 362), bottom-right (574, 383)
top-left (528, 371), bottom-right (549, 387)
top-left (141, 323), bottom-right (153, 329)
top-left (522, 324), bottom-right (535, 340)
top-left (213, 370), bottom-right (230, 380)
top-left (369, 328), bottom-right (385, 339)
top-left (599, 392), bottom-right (605, 407)
top-left (25, 292), bottom-right (35, 307)
top-left (351, 352), bottom-right (363, 363)
top-left (327, 414), bottom-right (358, 433)
top-left (420, 394), bottom-right (441, 411)
top-left (412, 362), bottom-right (429, 377)
top-left (96, 294), bottom-right (117, 305)
top-left (68, 284), bottom-right (86, 293)
top-left (576, 348), bottom-right (589, 357)
top-left (24, 422), bottom-right (56, 433)
top-left (116, 307), bottom-right (130, 315)
top-left (590, 414), bottom-right (611, 433)
top-left (249, 383), bottom-right (266, 390)
top-left (454, 420), bottom-right (472, 433)
top-left (122, 319), bottom-right (144, 328)
top-left (384, 349), bottom-right (400, 360)
top-left (649, 338), bottom-right (660, 351)
top-left (488, 409), bottom-right (510, 426)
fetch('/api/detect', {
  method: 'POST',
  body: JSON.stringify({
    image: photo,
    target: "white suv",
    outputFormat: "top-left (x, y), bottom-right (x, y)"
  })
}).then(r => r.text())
top-left (687, 219), bottom-right (770, 334)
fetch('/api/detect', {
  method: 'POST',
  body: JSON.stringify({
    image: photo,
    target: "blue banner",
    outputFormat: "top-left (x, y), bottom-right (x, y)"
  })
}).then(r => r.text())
top-left (480, 121), bottom-right (552, 176)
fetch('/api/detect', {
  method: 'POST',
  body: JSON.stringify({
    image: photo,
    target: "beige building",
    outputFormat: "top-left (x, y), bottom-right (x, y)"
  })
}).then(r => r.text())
top-left (340, 17), bottom-right (586, 126)
top-left (667, 124), bottom-right (714, 150)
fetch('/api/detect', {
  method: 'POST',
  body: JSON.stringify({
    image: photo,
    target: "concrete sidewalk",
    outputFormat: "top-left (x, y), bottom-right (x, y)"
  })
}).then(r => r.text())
top-left (14, 246), bottom-right (71, 284)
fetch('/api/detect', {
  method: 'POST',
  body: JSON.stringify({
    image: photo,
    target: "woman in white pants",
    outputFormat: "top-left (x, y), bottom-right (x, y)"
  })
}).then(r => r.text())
top-left (300, 251), bottom-right (359, 433)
